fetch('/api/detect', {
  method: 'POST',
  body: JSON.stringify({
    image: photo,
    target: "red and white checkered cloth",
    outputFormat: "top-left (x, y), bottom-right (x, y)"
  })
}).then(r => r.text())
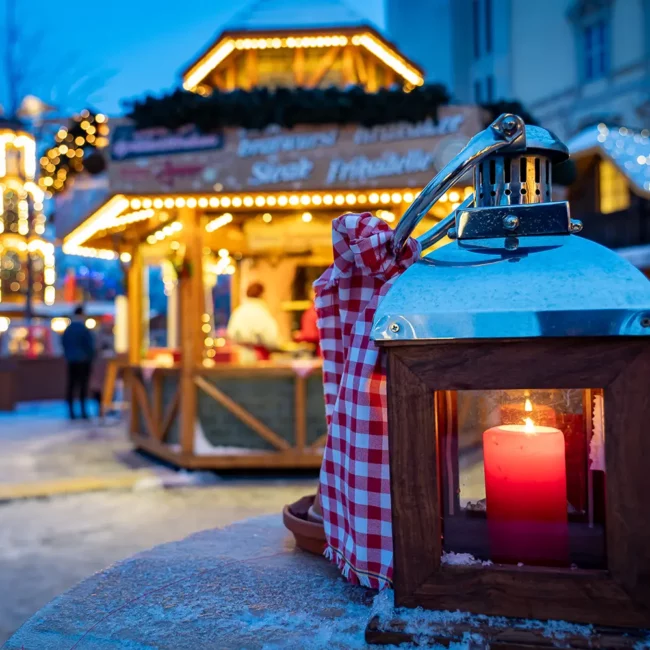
top-left (314, 212), bottom-right (421, 589)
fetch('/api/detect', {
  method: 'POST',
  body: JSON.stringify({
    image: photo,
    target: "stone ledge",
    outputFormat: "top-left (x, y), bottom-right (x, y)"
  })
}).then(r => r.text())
top-left (4, 515), bottom-right (377, 650)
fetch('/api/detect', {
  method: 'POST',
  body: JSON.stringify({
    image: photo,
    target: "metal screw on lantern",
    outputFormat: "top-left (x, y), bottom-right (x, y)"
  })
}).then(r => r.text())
top-left (503, 215), bottom-right (519, 231)
top-left (389, 323), bottom-right (400, 333)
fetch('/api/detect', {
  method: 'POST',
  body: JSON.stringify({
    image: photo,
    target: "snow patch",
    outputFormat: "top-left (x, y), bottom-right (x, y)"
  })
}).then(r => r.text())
top-left (442, 551), bottom-right (492, 567)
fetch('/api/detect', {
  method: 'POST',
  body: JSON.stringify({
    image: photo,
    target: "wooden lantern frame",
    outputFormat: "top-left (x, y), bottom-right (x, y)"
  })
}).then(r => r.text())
top-left (382, 337), bottom-right (650, 629)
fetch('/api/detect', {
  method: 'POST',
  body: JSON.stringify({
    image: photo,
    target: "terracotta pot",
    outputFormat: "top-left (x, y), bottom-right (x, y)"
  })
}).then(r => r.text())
top-left (283, 494), bottom-right (326, 556)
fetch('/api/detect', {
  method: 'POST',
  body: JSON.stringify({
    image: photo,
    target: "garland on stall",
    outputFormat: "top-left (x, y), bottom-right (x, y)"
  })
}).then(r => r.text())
top-left (125, 90), bottom-right (576, 184)
top-left (125, 85), bottom-right (451, 131)
top-left (41, 91), bottom-right (575, 192)
top-left (39, 109), bottom-right (110, 194)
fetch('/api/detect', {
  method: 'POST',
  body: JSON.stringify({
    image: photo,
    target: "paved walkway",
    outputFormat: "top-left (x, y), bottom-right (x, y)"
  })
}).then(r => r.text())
top-left (0, 402), bottom-right (318, 643)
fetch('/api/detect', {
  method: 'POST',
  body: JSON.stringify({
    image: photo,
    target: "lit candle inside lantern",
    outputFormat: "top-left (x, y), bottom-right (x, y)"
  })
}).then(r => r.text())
top-left (483, 406), bottom-right (568, 566)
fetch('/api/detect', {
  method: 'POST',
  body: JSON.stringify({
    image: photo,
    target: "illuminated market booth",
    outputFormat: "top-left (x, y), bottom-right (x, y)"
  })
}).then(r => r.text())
top-left (62, 2), bottom-right (482, 468)
top-left (0, 118), bottom-right (60, 408)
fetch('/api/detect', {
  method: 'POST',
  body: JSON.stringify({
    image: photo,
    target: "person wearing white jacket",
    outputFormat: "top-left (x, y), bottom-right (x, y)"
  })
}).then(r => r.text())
top-left (227, 282), bottom-right (280, 364)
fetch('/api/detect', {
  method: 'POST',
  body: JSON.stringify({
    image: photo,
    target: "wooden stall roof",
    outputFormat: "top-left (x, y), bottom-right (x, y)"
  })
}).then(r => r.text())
top-left (61, 105), bottom-right (484, 257)
top-left (181, 0), bottom-right (424, 91)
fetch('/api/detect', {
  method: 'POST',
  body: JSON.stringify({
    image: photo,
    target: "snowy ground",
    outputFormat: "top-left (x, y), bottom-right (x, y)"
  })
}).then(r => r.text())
top-left (0, 402), bottom-right (317, 643)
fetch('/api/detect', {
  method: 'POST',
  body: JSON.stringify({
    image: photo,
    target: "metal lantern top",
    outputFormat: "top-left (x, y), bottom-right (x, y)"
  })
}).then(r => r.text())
top-left (372, 114), bottom-right (650, 341)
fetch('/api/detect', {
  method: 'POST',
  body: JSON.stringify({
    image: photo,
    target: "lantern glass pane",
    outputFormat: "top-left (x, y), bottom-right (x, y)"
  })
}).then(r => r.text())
top-left (439, 388), bottom-right (606, 570)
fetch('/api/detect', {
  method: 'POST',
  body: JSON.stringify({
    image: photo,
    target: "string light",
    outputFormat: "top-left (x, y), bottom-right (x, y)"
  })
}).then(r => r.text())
top-left (351, 33), bottom-right (423, 86)
top-left (206, 213), bottom-right (233, 232)
top-left (182, 31), bottom-right (421, 90)
top-left (39, 111), bottom-right (110, 194)
top-left (63, 189), bottom-right (472, 254)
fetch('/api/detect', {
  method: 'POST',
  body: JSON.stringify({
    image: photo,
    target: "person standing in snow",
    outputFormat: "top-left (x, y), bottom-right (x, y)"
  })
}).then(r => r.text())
top-left (61, 305), bottom-right (96, 419)
top-left (227, 282), bottom-right (281, 364)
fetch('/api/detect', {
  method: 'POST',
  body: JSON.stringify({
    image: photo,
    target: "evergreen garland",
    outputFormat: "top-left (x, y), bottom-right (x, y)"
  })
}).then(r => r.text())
top-left (125, 85), bottom-right (451, 131)
top-left (43, 90), bottom-right (574, 190)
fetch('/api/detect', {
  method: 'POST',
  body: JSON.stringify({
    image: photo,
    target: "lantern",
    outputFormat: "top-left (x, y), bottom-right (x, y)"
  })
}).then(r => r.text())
top-left (369, 115), bottom-right (650, 646)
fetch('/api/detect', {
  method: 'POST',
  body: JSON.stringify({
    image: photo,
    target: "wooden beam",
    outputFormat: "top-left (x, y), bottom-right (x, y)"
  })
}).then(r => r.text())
top-left (384, 66), bottom-right (395, 88)
top-left (367, 57), bottom-right (378, 92)
top-left (342, 45), bottom-right (356, 85)
top-left (305, 46), bottom-right (341, 88)
top-left (225, 59), bottom-right (237, 91)
top-left (309, 432), bottom-right (328, 450)
top-left (294, 376), bottom-right (306, 451)
top-left (293, 47), bottom-right (306, 86)
top-left (353, 47), bottom-right (368, 87)
top-left (246, 48), bottom-right (258, 89)
top-left (194, 375), bottom-right (291, 451)
top-left (178, 206), bottom-right (203, 455)
top-left (161, 386), bottom-right (180, 440)
top-left (152, 370), bottom-right (163, 440)
top-left (132, 374), bottom-right (160, 440)
top-left (126, 245), bottom-right (143, 366)
top-left (132, 433), bottom-right (323, 469)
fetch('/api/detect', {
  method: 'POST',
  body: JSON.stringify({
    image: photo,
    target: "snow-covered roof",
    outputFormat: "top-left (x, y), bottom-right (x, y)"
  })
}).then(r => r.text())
top-left (567, 123), bottom-right (650, 198)
top-left (225, 0), bottom-right (383, 32)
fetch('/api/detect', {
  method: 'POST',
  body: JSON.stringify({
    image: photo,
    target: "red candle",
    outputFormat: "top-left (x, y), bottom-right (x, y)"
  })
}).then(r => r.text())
top-left (483, 421), bottom-right (568, 566)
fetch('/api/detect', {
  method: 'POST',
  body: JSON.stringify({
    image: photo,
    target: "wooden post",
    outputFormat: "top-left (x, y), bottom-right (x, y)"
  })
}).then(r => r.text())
top-left (293, 47), bottom-right (306, 86)
top-left (225, 60), bottom-right (237, 91)
top-left (126, 244), bottom-right (143, 439)
top-left (178, 207), bottom-right (204, 456)
top-left (367, 58), bottom-right (378, 92)
top-left (342, 45), bottom-right (356, 85)
top-left (127, 244), bottom-right (143, 366)
top-left (384, 66), bottom-right (395, 88)
top-left (246, 49), bottom-right (258, 89)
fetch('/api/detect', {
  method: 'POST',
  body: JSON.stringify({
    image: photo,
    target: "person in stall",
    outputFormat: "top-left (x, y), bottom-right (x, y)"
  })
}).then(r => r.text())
top-left (293, 288), bottom-right (320, 356)
top-left (227, 282), bottom-right (281, 364)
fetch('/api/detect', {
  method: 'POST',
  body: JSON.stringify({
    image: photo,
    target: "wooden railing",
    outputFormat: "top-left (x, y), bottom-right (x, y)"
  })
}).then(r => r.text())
top-left (125, 363), bottom-right (325, 469)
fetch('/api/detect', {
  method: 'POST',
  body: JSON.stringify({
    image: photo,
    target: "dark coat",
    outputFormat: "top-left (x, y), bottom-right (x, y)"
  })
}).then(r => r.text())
top-left (61, 321), bottom-right (95, 363)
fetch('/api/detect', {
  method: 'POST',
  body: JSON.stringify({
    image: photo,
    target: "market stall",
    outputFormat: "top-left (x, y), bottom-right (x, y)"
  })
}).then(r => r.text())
top-left (60, 11), bottom-right (483, 469)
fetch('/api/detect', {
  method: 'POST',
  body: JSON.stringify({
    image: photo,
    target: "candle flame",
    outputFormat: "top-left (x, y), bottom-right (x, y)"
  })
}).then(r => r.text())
top-left (524, 417), bottom-right (535, 434)
top-left (524, 398), bottom-right (533, 412)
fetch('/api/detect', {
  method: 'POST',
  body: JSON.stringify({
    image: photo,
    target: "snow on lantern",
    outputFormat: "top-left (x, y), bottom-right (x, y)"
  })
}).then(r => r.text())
top-left (368, 115), bottom-right (650, 646)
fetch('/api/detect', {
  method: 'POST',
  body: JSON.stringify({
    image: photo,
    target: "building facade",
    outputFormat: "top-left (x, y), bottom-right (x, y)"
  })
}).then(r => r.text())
top-left (387, 0), bottom-right (650, 139)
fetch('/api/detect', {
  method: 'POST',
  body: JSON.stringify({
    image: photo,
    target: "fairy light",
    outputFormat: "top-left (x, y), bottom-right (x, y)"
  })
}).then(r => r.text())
top-left (51, 318), bottom-right (70, 333)
top-left (111, 208), bottom-right (155, 228)
top-left (302, 212), bottom-right (312, 223)
top-left (183, 31), bottom-right (420, 91)
top-left (63, 189), bottom-right (453, 252)
top-left (183, 38), bottom-right (236, 90)
top-left (206, 213), bottom-right (233, 232)
top-left (63, 195), bottom-right (130, 255)
top-left (351, 33), bottom-right (423, 86)
top-left (147, 221), bottom-right (183, 245)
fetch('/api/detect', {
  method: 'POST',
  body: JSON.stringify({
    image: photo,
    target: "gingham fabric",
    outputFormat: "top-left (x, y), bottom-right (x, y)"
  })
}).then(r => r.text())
top-left (314, 212), bottom-right (421, 589)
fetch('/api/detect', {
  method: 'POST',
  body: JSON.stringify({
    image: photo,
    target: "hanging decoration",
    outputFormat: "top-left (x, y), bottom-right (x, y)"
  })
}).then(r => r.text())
top-left (38, 109), bottom-right (110, 195)
top-left (125, 85), bottom-right (451, 131)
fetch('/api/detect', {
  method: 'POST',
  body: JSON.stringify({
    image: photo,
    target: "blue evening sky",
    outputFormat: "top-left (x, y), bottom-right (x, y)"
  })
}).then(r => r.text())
top-left (2, 0), bottom-right (384, 117)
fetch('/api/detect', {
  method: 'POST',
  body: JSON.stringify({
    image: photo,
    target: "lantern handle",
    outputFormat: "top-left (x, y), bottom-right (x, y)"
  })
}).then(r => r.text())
top-left (393, 113), bottom-right (527, 253)
top-left (416, 193), bottom-right (474, 251)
